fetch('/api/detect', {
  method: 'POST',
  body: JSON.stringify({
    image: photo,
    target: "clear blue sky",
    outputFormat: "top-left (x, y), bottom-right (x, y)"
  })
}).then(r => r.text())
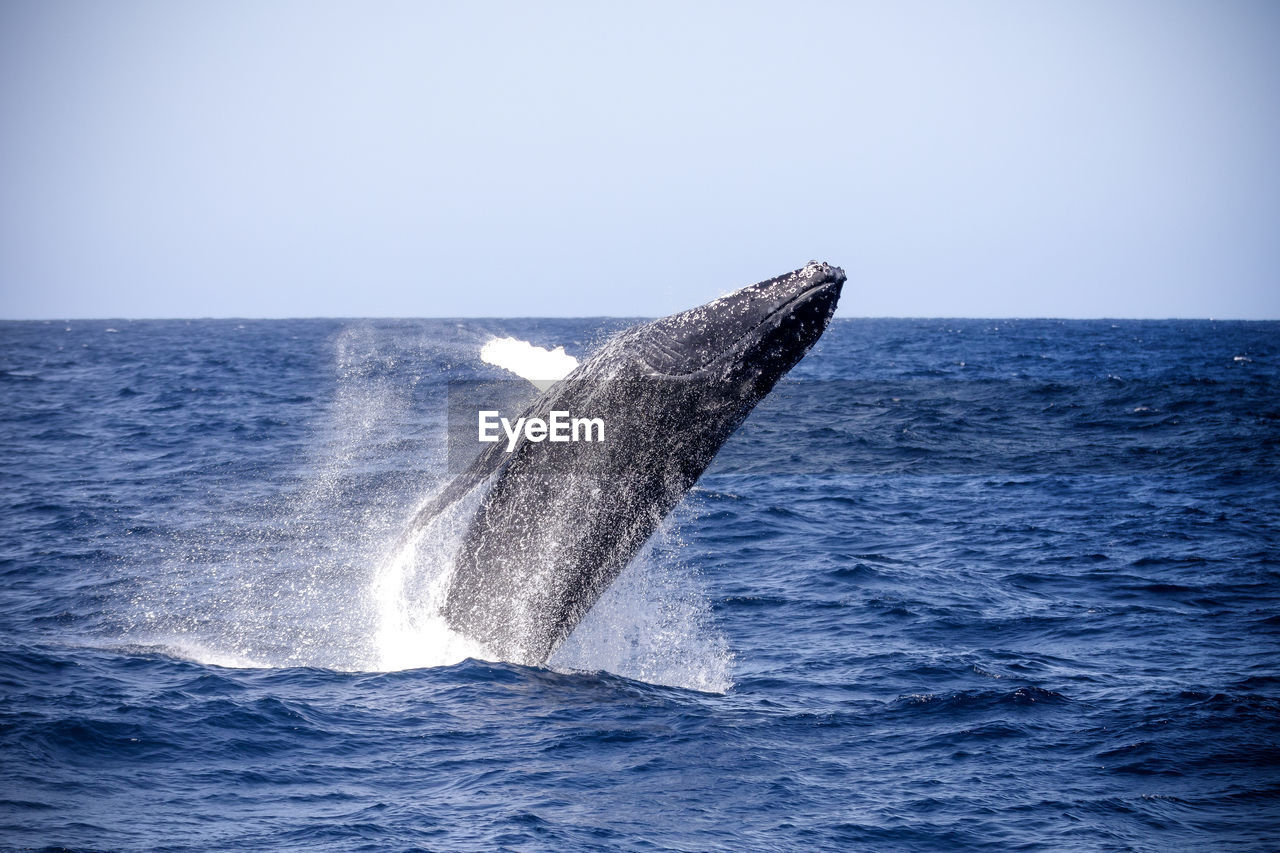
top-left (1, 1), bottom-right (1277, 319)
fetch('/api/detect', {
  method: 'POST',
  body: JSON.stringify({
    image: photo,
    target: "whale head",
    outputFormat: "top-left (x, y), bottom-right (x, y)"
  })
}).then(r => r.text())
top-left (603, 261), bottom-right (845, 395)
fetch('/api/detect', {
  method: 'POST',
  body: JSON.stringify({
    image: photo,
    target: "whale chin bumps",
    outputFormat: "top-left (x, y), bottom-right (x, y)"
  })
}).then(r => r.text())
top-left (412, 262), bottom-right (845, 666)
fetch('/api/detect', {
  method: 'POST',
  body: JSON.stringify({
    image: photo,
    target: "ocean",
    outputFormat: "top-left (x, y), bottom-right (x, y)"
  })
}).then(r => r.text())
top-left (1, 317), bottom-right (1277, 851)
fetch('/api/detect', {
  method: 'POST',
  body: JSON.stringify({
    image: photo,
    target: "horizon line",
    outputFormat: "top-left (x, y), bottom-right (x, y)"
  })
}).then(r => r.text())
top-left (2, 314), bottom-right (1277, 323)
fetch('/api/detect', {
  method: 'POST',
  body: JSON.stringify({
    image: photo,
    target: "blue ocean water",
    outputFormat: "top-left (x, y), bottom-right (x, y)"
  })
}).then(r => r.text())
top-left (1, 317), bottom-right (1277, 851)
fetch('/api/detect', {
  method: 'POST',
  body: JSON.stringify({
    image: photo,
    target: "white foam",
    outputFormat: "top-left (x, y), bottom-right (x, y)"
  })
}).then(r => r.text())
top-left (548, 517), bottom-right (734, 694)
top-left (480, 336), bottom-right (578, 391)
top-left (369, 490), bottom-right (498, 671)
top-left (153, 639), bottom-right (272, 670)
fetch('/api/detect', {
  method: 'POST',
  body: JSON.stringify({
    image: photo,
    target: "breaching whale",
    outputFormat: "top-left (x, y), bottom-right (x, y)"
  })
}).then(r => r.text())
top-left (411, 261), bottom-right (845, 666)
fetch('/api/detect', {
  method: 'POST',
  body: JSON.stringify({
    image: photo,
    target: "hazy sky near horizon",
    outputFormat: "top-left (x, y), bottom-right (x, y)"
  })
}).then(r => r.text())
top-left (1, 1), bottom-right (1277, 320)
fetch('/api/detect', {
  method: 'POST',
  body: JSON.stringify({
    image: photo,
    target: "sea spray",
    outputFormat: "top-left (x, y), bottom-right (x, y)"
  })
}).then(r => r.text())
top-left (549, 505), bottom-right (735, 694)
top-left (120, 323), bottom-right (732, 691)
top-left (122, 322), bottom-right (453, 671)
top-left (376, 481), bottom-right (733, 691)
top-left (370, 486), bottom-right (493, 671)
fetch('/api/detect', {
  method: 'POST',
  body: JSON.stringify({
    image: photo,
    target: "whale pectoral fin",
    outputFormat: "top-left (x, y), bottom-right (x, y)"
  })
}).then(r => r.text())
top-left (480, 336), bottom-right (578, 391)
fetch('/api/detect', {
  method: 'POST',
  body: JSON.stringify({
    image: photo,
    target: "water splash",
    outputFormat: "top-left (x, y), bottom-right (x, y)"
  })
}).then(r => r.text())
top-left (123, 324), bottom-right (733, 691)
top-left (550, 514), bottom-right (735, 693)
top-left (369, 490), bottom-right (735, 692)
top-left (370, 487), bottom-right (493, 671)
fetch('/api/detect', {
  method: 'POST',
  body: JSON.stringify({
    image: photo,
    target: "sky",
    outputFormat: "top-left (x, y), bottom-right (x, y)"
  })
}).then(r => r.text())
top-left (1, 0), bottom-right (1277, 320)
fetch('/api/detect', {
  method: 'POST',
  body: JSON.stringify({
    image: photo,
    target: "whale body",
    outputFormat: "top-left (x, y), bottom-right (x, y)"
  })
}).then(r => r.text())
top-left (412, 262), bottom-right (845, 665)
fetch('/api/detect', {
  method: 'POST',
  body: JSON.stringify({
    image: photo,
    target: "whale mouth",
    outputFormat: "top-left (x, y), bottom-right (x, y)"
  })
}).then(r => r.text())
top-left (732, 274), bottom-right (843, 371)
top-left (765, 275), bottom-right (844, 330)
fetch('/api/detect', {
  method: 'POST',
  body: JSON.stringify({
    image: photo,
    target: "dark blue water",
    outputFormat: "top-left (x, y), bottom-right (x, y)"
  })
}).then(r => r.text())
top-left (2, 318), bottom-right (1278, 851)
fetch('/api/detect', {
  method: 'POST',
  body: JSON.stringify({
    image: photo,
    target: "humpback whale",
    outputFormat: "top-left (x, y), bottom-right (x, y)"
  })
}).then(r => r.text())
top-left (412, 261), bottom-right (845, 666)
